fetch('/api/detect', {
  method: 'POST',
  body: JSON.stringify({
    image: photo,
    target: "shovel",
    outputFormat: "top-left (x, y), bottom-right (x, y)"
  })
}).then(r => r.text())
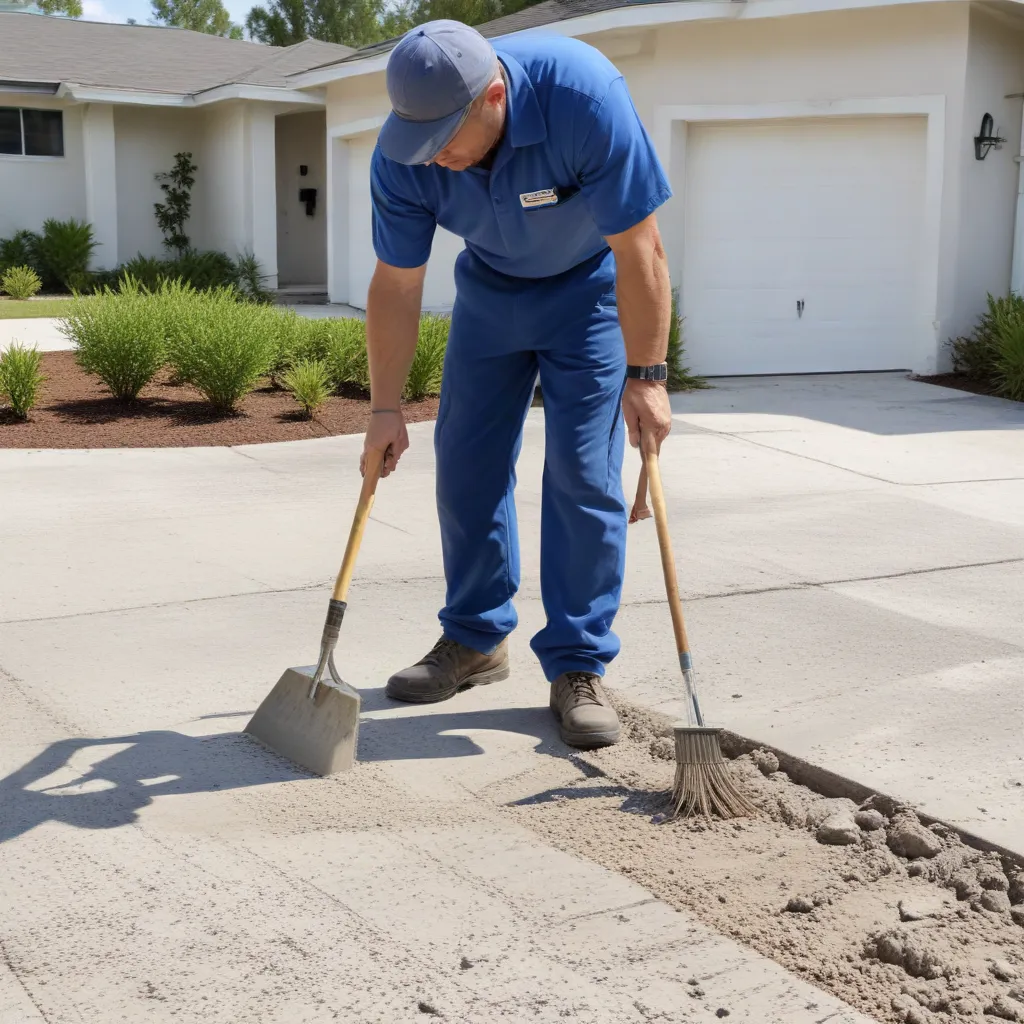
top-left (244, 447), bottom-right (385, 775)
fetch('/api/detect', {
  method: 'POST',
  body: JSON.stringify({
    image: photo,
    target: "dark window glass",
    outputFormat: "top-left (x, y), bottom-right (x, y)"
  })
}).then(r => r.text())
top-left (0, 108), bottom-right (21, 155)
top-left (22, 109), bottom-right (63, 157)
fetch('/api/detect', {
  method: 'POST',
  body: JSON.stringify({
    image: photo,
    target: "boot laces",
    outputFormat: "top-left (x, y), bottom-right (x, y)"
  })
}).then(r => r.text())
top-left (423, 636), bottom-right (461, 666)
top-left (564, 671), bottom-right (603, 707)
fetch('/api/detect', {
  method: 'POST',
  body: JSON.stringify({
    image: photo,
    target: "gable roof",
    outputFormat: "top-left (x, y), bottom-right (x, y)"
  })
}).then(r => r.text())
top-left (0, 12), bottom-right (354, 96)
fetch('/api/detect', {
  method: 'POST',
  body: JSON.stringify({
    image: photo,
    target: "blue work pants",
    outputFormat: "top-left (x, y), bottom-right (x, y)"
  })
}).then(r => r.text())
top-left (434, 247), bottom-right (628, 681)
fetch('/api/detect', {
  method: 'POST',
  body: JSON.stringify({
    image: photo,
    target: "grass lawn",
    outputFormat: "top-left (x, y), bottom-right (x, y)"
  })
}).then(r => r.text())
top-left (0, 297), bottom-right (83, 319)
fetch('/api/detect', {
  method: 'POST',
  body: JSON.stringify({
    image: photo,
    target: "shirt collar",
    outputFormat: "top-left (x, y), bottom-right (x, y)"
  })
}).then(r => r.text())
top-left (496, 50), bottom-right (547, 149)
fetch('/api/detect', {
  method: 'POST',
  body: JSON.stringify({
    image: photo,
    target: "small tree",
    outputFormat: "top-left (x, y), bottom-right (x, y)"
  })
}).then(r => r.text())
top-left (152, 0), bottom-right (243, 36)
top-left (154, 153), bottom-right (198, 257)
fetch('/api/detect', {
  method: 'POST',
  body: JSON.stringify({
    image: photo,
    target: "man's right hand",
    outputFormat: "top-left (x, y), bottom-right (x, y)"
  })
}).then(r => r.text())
top-left (361, 410), bottom-right (409, 478)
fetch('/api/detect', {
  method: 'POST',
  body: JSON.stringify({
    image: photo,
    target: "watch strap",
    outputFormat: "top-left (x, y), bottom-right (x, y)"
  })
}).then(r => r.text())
top-left (625, 363), bottom-right (668, 382)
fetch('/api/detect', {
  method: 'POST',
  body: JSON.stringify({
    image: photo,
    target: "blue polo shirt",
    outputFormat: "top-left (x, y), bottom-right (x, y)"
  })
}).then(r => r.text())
top-left (370, 33), bottom-right (672, 281)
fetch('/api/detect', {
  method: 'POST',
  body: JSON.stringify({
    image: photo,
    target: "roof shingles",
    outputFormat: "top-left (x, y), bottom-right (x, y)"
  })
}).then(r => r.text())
top-left (0, 12), bottom-right (353, 94)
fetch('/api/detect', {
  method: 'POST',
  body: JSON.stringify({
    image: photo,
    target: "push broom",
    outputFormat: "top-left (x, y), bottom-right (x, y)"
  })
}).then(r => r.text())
top-left (634, 433), bottom-right (757, 819)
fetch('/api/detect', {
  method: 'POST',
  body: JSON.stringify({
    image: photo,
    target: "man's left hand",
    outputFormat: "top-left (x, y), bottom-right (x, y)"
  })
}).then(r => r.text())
top-left (622, 377), bottom-right (672, 451)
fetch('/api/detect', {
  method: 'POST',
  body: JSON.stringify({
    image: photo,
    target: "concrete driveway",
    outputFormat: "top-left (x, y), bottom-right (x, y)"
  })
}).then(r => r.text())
top-left (0, 371), bottom-right (1021, 1022)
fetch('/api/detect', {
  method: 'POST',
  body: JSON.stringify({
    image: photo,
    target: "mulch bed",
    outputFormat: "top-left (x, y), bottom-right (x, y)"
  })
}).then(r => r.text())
top-left (912, 372), bottom-right (1013, 400)
top-left (0, 351), bottom-right (439, 449)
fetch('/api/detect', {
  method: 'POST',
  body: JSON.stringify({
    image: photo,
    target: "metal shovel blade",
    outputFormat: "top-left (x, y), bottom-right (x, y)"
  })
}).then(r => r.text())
top-left (244, 666), bottom-right (360, 776)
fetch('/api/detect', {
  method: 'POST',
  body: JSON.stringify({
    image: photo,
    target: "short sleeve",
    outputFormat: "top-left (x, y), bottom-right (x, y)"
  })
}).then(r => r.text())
top-left (576, 77), bottom-right (672, 238)
top-left (370, 146), bottom-right (437, 269)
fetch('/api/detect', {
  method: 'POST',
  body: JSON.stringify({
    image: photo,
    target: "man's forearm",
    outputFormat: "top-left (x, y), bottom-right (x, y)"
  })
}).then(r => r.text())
top-left (366, 264), bottom-right (424, 408)
top-left (609, 217), bottom-right (672, 366)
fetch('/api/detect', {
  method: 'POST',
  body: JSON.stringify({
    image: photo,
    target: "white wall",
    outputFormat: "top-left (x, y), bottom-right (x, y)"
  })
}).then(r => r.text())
top-left (953, 6), bottom-right (1024, 347)
top-left (82, 103), bottom-right (118, 269)
top-left (113, 105), bottom-right (205, 261)
top-left (276, 110), bottom-right (327, 287)
top-left (0, 97), bottom-right (86, 240)
top-left (195, 101), bottom-right (278, 288)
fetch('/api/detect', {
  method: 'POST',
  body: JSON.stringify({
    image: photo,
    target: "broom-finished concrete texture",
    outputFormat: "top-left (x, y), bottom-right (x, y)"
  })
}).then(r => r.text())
top-left (0, 372), bottom-right (1021, 1022)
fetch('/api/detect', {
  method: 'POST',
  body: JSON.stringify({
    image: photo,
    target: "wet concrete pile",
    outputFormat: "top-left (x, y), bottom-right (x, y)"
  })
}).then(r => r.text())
top-left (505, 696), bottom-right (1024, 1023)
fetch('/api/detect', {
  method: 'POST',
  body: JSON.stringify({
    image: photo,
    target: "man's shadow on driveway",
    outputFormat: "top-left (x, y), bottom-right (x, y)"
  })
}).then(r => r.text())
top-left (0, 689), bottom-right (581, 845)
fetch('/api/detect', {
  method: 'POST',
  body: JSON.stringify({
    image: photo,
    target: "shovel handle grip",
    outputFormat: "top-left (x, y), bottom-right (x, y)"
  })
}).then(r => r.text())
top-left (331, 446), bottom-right (386, 603)
top-left (640, 433), bottom-right (691, 661)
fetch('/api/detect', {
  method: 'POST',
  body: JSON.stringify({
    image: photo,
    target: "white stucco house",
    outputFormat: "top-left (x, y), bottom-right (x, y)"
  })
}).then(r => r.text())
top-left (288, 0), bottom-right (1024, 376)
top-left (0, 12), bottom-right (352, 293)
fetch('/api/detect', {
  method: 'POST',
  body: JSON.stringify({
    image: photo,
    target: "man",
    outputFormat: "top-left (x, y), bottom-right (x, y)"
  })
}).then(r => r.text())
top-left (362, 19), bottom-right (673, 748)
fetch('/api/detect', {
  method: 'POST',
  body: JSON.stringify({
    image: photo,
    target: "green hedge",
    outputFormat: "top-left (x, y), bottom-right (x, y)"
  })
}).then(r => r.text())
top-left (950, 293), bottom-right (1024, 402)
top-left (56, 281), bottom-right (449, 415)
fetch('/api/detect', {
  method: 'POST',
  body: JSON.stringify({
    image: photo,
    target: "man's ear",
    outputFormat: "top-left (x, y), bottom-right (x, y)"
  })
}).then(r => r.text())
top-left (483, 76), bottom-right (505, 109)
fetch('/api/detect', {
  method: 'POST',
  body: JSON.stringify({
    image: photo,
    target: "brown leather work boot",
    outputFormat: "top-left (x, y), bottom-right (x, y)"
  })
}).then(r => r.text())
top-left (550, 672), bottom-right (621, 749)
top-left (386, 636), bottom-right (510, 704)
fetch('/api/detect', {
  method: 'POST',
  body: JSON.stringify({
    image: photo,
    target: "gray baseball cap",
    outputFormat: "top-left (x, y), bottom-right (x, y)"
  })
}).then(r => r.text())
top-left (379, 20), bottom-right (497, 165)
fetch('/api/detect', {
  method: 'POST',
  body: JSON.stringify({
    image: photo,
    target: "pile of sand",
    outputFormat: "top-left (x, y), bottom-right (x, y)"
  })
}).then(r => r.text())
top-left (504, 696), bottom-right (1024, 1024)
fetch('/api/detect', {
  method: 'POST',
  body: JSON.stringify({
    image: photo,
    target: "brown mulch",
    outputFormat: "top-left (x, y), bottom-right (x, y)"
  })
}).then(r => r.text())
top-left (912, 372), bottom-right (1013, 400)
top-left (0, 351), bottom-right (439, 449)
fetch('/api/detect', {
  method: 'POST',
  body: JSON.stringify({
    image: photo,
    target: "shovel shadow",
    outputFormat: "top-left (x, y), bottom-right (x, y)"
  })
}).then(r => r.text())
top-left (0, 726), bottom-right (304, 846)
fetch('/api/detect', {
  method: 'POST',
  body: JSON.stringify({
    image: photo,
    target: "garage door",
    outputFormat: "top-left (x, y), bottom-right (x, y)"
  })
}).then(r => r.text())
top-left (345, 134), bottom-right (464, 310)
top-left (682, 116), bottom-right (926, 376)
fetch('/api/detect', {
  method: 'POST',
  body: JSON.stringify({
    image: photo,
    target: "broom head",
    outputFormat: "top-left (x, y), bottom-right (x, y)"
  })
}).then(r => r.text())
top-left (671, 726), bottom-right (758, 819)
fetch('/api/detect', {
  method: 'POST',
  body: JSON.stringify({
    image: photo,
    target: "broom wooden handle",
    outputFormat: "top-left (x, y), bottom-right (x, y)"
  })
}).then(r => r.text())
top-left (331, 446), bottom-right (386, 603)
top-left (640, 433), bottom-right (691, 660)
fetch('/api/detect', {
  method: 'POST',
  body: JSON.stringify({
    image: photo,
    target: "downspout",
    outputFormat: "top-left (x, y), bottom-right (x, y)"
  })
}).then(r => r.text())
top-left (1009, 96), bottom-right (1024, 295)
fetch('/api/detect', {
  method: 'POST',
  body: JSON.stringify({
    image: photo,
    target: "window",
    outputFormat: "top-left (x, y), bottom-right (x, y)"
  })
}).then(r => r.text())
top-left (0, 107), bottom-right (64, 157)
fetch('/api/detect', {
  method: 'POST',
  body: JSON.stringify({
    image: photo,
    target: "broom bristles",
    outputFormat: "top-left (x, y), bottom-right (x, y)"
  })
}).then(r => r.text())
top-left (671, 727), bottom-right (758, 819)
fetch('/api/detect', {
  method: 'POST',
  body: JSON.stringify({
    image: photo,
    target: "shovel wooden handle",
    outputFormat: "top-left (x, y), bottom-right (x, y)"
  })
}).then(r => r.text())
top-left (331, 446), bottom-right (386, 603)
top-left (639, 433), bottom-right (692, 660)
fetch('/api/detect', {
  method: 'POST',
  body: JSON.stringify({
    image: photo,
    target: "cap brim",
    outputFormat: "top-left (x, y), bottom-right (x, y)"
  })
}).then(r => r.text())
top-left (378, 106), bottom-right (468, 165)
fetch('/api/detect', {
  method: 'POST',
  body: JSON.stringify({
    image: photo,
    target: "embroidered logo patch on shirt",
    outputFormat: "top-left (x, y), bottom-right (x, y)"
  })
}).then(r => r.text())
top-left (519, 188), bottom-right (558, 209)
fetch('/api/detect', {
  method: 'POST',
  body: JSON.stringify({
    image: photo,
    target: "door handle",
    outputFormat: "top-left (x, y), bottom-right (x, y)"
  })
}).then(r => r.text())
top-left (797, 299), bottom-right (805, 319)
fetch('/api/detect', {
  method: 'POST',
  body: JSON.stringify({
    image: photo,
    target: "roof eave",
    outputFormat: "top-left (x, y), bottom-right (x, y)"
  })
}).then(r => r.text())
top-left (0, 79), bottom-right (60, 94)
top-left (55, 82), bottom-right (326, 107)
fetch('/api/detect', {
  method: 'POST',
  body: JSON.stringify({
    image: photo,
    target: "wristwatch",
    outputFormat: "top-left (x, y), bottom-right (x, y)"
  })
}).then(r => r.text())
top-left (625, 362), bottom-right (668, 382)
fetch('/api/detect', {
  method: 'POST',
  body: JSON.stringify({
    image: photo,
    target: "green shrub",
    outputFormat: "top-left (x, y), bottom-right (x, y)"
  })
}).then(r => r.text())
top-left (35, 219), bottom-right (97, 292)
top-left (174, 250), bottom-right (238, 292)
top-left (949, 292), bottom-right (1024, 389)
top-left (0, 343), bottom-right (45, 419)
top-left (322, 318), bottom-right (370, 392)
top-left (166, 299), bottom-right (277, 413)
top-left (667, 287), bottom-right (707, 392)
top-left (61, 284), bottom-right (165, 400)
top-left (266, 309), bottom-right (314, 385)
top-left (1, 265), bottom-right (42, 300)
top-left (111, 251), bottom-right (238, 296)
top-left (115, 255), bottom-right (170, 292)
top-left (406, 313), bottom-right (448, 400)
top-left (988, 294), bottom-right (1024, 402)
top-left (234, 251), bottom-right (274, 304)
top-left (282, 357), bottom-right (332, 419)
top-left (0, 231), bottom-right (41, 279)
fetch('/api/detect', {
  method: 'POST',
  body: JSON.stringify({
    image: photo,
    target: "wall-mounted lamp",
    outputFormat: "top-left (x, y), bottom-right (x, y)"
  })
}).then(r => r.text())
top-left (975, 113), bottom-right (1006, 161)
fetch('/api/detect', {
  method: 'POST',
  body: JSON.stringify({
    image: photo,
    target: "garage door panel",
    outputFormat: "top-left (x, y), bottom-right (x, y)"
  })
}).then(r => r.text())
top-left (689, 243), bottom-right (805, 287)
top-left (682, 116), bottom-right (926, 375)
